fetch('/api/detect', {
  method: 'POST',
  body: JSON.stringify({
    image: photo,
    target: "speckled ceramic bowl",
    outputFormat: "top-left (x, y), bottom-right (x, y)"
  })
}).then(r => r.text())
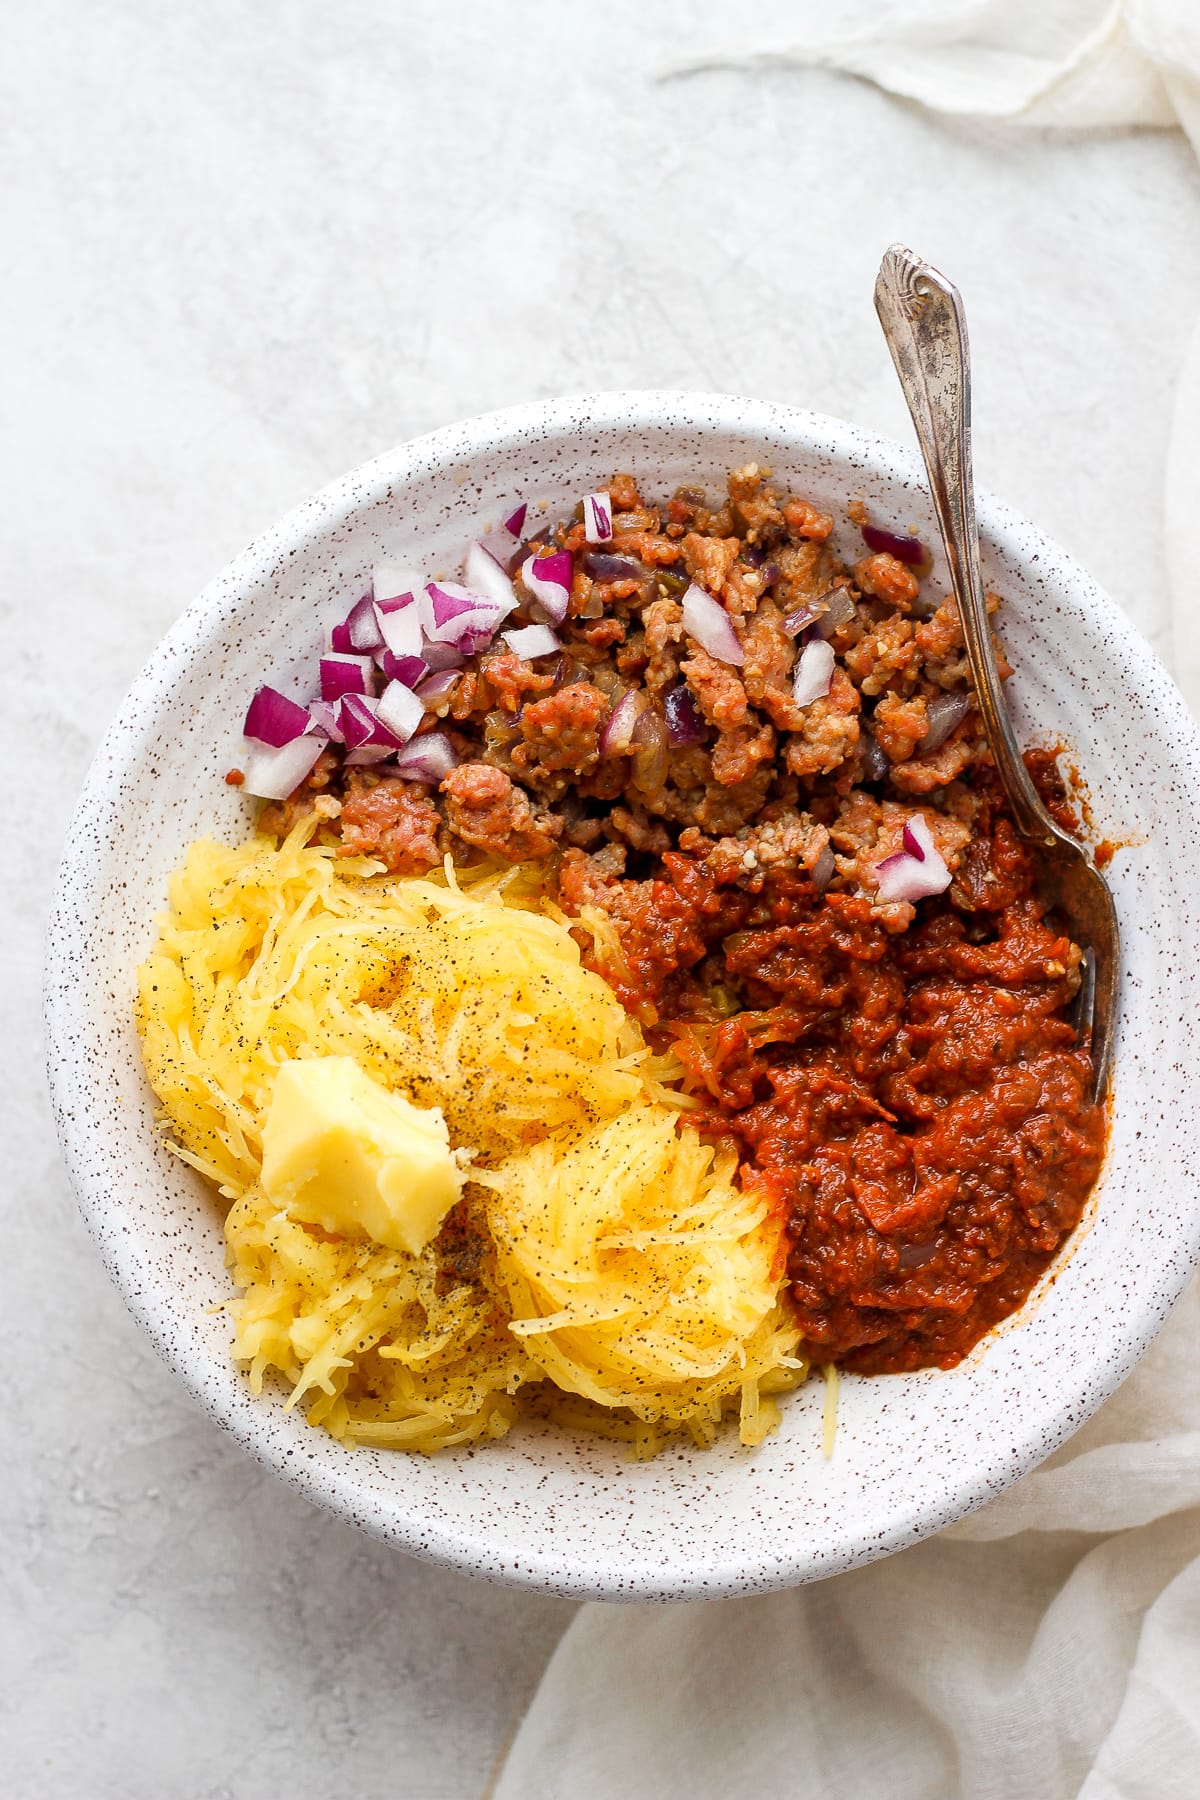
top-left (45, 392), bottom-right (1200, 1601)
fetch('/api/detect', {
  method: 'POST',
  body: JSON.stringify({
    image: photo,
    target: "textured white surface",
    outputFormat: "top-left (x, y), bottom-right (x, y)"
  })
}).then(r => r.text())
top-left (5, 0), bottom-right (1200, 1794)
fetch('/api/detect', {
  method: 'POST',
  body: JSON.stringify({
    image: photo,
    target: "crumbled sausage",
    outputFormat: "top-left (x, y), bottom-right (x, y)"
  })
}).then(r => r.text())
top-left (785, 668), bottom-right (861, 778)
top-left (272, 469), bottom-right (998, 905)
top-left (441, 763), bottom-right (562, 862)
top-left (337, 774), bottom-right (441, 875)
top-left (872, 692), bottom-right (929, 763)
top-left (514, 683), bottom-right (608, 777)
top-left (855, 552), bottom-right (922, 609)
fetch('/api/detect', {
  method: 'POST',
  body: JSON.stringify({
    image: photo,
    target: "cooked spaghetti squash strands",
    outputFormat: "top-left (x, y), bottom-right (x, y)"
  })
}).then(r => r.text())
top-left (137, 824), bottom-right (806, 1453)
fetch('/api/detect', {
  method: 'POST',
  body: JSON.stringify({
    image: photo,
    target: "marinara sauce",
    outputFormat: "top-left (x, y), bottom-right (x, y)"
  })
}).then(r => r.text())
top-left (588, 763), bottom-right (1106, 1375)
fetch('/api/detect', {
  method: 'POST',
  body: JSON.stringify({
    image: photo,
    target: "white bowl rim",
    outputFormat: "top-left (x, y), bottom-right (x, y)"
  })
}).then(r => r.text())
top-left (44, 388), bottom-right (1200, 1600)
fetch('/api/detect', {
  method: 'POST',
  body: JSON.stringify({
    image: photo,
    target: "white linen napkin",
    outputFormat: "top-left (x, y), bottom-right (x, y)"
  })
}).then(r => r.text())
top-left (496, 8), bottom-right (1200, 1796)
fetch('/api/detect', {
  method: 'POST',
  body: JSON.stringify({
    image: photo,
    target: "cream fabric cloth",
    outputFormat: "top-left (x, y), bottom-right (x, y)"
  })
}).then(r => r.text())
top-left (496, 8), bottom-right (1200, 1796)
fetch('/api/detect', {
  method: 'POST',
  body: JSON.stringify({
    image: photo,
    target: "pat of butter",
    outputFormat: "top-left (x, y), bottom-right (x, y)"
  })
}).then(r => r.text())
top-left (261, 1057), bottom-right (462, 1256)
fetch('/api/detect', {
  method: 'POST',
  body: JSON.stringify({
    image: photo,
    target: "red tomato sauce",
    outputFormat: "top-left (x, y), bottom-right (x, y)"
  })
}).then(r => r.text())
top-left (592, 773), bottom-right (1106, 1374)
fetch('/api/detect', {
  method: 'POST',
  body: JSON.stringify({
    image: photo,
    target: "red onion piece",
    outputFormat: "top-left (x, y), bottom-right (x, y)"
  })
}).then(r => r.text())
top-left (343, 743), bottom-right (395, 767)
top-left (861, 730), bottom-right (890, 783)
top-left (873, 813), bottom-right (952, 902)
top-left (345, 592), bottom-right (384, 654)
top-left (583, 551), bottom-right (643, 582)
top-left (630, 706), bottom-right (669, 792)
top-left (922, 690), bottom-right (972, 753)
top-left (599, 688), bottom-right (642, 755)
top-left (582, 491), bottom-right (613, 543)
top-left (421, 638), bottom-right (466, 672)
top-left (813, 587), bottom-right (858, 639)
top-left (681, 582), bottom-right (744, 666)
top-left (782, 604), bottom-right (818, 636)
top-left (663, 683), bottom-right (704, 747)
top-left (319, 654), bottom-right (374, 704)
top-left (792, 639), bottom-right (835, 706)
top-left (464, 540), bottom-right (518, 615)
top-left (374, 594), bottom-right (423, 659)
top-left (373, 562), bottom-right (425, 604)
top-left (241, 734), bottom-right (326, 801)
top-left (902, 821), bottom-right (925, 861)
top-left (329, 621), bottom-right (353, 654)
top-left (306, 700), bottom-right (344, 743)
top-left (244, 685), bottom-right (312, 747)
top-left (339, 692), bottom-right (401, 752)
top-left (478, 530), bottom-right (525, 577)
top-left (811, 845), bottom-right (836, 891)
top-left (376, 679), bottom-right (425, 745)
top-left (503, 623), bottom-right (560, 659)
top-left (415, 669), bottom-right (459, 707)
top-left (393, 730), bottom-right (458, 784)
top-left (421, 581), bottom-right (505, 650)
top-left (520, 551), bottom-right (572, 624)
top-left (377, 651), bottom-right (428, 687)
top-left (503, 502), bottom-right (527, 538)
top-left (861, 523), bottom-right (927, 566)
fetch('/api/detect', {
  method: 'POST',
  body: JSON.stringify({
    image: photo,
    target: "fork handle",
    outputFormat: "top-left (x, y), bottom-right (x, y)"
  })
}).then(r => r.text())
top-left (874, 245), bottom-right (1055, 844)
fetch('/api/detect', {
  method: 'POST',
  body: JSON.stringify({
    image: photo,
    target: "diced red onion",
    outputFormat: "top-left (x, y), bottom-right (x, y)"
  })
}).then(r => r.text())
top-left (862, 523), bottom-right (927, 566)
top-left (244, 685), bottom-right (312, 747)
top-left (811, 845), bottom-right (836, 891)
top-left (319, 654), bottom-right (374, 703)
top-left (329, 620), bottom-right (353, 653)
top-left (376, 679), bottom-right (425, 745)
top-left (339, 692), bottom-right (401, 752)
top-left (503, 623), bottom-right (561, 659)
top-left (241, 734), bottom-right (325, 801)
top-left (663, 683), bottom-right (704, 747)
top-left (464, 540), bottom-right (518, 615)
top-left (503, 502), bottom-right (527, 537)
top-left (782, 604), bottom-right (819, 636)
top-left (792, 639), bottom-right (835, 707)
top-left (583, 550), bottom-right (642, 582)
top-left (421, 638), bottom-right (466, 672)
top-left (477, 529), bottom-right (525, 577)
top-left (377, 650), bottom-right (428, 687)
top-left (343, 743), bottom-right (395, 767)
top-left (922, 690), bottom-right (972, 753)
top-left (421, 581), bottom-right (505, 651)
top-left (813, 587), bottom-right (858, 639)
top-left (306, 700), bottom-right (344, 743)
top-left (520, 551), bottom-right (573, 624)
top-left (393, 730), bottom-right (458, 783)
top-left (861, 730), bottom-right (890, 783)
top-left (415, 669), bottom-right (459, 707)
top-left (583, 491), bottom-right (613, 543)
top-left (630, 706), bottom-right (669, 793)
top-left (373, 562), bottom-right (425, 605)
top-left (374, 594), bottom-right (423, 659)
top-left (681, 582), bottom-right (744, 666)
top-left (344, 592), bottom-right (384, 654)
top-left (599, 688), bottom-right (642, 756)
top-left (873, 812), bottom-right (952, 903)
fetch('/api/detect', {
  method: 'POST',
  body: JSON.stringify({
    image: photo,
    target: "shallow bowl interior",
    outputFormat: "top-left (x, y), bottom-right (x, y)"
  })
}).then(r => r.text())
top-left (45, 392), bottom-right (1200, 1600)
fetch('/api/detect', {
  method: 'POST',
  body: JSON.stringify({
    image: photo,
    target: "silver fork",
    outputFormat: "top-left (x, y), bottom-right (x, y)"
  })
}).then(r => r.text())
top-left (874, 243), bottom-right (1118, 1104)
